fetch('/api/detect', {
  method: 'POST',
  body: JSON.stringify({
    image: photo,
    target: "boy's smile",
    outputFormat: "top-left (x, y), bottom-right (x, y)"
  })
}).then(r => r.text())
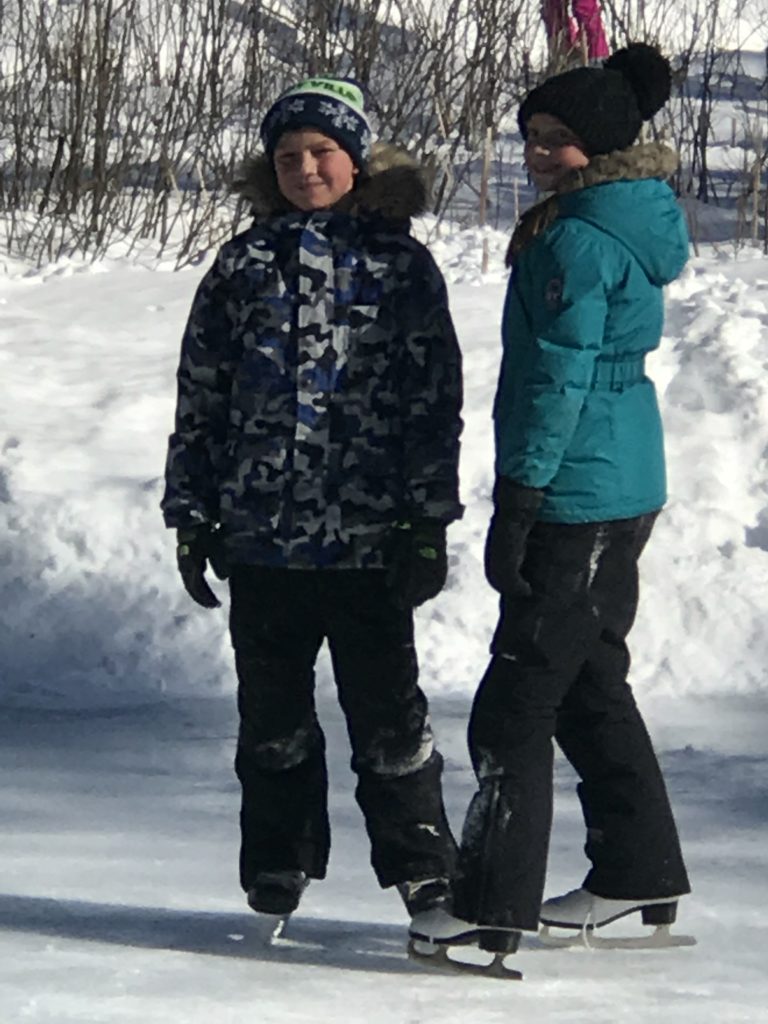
top-left (524, 113), bottom-right (589, 191)
top-left (274, 129), bottom-right (358, 210)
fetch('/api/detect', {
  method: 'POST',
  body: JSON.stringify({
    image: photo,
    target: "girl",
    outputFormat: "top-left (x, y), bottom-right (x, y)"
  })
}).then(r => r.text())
top-left (410, 44), bottom-right (690, 963)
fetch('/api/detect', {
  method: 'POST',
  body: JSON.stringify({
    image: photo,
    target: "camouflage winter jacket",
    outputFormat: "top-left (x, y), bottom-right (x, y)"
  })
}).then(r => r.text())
top-left (161, 144), bottom-right (463, 568)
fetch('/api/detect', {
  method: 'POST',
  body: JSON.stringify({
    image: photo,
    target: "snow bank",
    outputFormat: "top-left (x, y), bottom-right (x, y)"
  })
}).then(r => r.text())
top-left (1, 236), bottom-right (767, 709)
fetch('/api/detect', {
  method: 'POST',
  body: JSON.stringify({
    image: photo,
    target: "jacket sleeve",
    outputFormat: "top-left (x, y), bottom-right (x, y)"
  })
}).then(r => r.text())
top-left (161, 249), bottom-right (240, 529)
top-left (495, 224), bottom-right (608, 487)
top-left (398, 246), bottom-right (464, 523)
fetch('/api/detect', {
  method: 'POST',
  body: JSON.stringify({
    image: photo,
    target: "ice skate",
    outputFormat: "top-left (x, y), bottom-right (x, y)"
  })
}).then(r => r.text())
top-left (539, 887), bottom-right (696, 949)
top-left (408, 906), bottom-right (523, 979)
top-left (397, 876), bottom-right (452, 916)
top-left (246, 870), bottom-right (309, 943)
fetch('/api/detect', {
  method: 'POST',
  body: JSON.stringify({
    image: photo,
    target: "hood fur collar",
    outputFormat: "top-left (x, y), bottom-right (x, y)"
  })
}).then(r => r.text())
top-left (507, 142), bottom-right (679, 265)
top-left (232, 141), bottom-right (431, 221)
top-left (556, 142), bottom-right (679, 195)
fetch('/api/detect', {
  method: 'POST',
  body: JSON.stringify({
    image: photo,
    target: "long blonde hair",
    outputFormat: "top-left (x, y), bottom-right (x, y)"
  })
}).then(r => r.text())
top-left (505, 194), bottom-right (559, 267)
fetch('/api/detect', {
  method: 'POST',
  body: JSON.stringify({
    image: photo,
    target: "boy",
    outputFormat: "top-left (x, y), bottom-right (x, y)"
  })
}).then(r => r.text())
top-left (162, 78), bottom-right (463, 923)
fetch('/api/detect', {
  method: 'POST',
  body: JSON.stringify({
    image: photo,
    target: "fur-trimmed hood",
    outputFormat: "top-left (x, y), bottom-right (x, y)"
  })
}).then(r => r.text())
top-left (232, 141), bottom-right (431, 221)
top-left (507, 142), bottom-right (681, 267)
top-left (556, 141), bottom-right (679, 194)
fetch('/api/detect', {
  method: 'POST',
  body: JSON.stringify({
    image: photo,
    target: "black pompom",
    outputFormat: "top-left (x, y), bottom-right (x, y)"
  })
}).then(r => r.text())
top-left (605, 42), bottom-right (671, 119)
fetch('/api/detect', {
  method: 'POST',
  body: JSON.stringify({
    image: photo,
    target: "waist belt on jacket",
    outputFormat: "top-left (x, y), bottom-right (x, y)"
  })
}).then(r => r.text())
top-left (591, 354), bottom-right (646, 391)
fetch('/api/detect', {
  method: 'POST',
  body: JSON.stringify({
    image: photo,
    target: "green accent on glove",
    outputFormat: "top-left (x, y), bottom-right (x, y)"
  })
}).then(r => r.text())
top-left (175, 525), bottom-right (225, 609)
top-left (386, 519), bottom-right (448, 609)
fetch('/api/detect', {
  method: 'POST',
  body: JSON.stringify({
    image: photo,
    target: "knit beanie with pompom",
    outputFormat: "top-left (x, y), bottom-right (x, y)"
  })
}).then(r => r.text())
top-left (518, 43), bottom-right (672, 156)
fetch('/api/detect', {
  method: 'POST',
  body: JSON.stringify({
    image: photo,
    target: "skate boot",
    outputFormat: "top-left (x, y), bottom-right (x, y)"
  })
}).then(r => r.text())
top-left (397, 876), bottom-right (452, 916)
top-left (539, 887), bottom-right (695, 949)
top-left (246, 869), bottom-right (309, 942)
top-left (408, 906), bottom-right (523, 979)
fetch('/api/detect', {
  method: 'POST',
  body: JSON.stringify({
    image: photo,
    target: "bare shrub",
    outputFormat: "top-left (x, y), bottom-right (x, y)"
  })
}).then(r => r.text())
top-left (0, 1), bottom-right (764, 264)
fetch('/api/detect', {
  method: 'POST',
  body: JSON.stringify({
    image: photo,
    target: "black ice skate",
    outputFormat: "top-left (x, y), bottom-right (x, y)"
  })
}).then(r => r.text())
top-left (408, 907), bottom-right (524, 979)
top-left (538, 887), bottom-right (696, 949)
top-left (246, 869), bottom-right (309, 942)
top-left (397, 876), bottom-right (452, 916)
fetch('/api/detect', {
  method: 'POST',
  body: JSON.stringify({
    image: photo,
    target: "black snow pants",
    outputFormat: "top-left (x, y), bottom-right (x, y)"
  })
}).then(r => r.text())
top-left (455, 513), bottom-right (690, 932)
top-left (228, 566), bottom-right (457, 893)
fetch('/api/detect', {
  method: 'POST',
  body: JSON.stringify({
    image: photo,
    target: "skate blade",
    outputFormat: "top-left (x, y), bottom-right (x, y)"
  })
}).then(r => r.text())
top-left (253, 912), bottom-right (288, 945)
top-left (407, 939), bottom-right (523, 980)
top-left (539, 924), bottom-right (697, 951)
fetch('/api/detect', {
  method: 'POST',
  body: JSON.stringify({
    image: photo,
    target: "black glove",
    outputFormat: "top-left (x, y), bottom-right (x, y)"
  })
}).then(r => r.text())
top-left (176, 525), bottom-right (229, 609)
top-left (484, 478), bottom-right (544, 597)
top-left (386, 520), bottom-right (448, 610)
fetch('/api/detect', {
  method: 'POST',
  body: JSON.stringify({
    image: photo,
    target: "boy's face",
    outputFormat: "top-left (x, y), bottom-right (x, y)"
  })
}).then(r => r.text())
top-left (274, 129), bottom-right (358, 210)
top-left (524, 113), bottom-right (589, 191)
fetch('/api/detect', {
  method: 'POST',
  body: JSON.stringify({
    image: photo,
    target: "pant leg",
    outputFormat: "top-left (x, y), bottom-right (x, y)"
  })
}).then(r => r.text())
top-left (571, 0), bottom-right (609, 59)
top-left (542, 0), bottom-right (579, 56)
top-left (455, 522), bottom-right (605, 931)
top-left (229, 566), bottom-right (330, 890)
top-left (555, 513), bottom-right (690, 899)
top-left (323, 570), bottom-right (458, 890)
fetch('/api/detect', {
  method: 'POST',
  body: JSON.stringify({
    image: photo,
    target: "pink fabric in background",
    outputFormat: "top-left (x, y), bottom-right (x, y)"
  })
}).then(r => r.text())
top-left (541, 0), bottom-right (610, 60)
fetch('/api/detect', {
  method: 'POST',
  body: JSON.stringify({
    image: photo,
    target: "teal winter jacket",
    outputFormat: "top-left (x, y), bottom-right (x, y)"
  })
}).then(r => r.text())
top-left (495, 144), bottom-right (688, 523)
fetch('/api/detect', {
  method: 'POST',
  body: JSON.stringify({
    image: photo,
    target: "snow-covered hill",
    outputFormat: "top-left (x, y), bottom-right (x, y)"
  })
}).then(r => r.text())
top-left (1, 234), bottom-right (767, 709)
top-left (1, 231), bottom-right (767, 1019)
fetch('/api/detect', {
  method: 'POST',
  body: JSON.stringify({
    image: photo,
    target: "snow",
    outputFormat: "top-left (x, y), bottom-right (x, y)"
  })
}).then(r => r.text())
top-left (2, 225), bottom-right (768, 1018)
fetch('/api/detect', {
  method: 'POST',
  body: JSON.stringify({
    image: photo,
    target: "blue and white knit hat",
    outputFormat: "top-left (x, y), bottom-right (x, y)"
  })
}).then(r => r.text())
top-left (260, 77), bottom-right (373, 169)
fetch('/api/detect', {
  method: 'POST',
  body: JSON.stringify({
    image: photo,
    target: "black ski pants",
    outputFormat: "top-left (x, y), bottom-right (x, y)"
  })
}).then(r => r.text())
top-left (228, 566), bottom-right (457, 893)
top-left (455, 513), bottom-right (690, 932)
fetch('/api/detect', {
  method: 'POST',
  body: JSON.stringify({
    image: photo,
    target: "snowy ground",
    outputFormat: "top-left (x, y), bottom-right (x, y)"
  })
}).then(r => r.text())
top-left (2, 233), bottom-right (768, 1020)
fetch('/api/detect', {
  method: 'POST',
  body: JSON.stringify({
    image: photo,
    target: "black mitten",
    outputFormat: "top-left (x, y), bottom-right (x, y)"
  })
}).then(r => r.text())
top-left (386, 520), bottom-right (448, 609)
top-left (484, 478), bottom-right (543, 597)
top-left (176, 525), bottom-right (229, 609)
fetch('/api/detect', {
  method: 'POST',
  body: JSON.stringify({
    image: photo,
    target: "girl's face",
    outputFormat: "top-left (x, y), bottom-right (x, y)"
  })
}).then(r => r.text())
top-left (274, 129), bottom-right (358, 210)
top-left (524, 113), bottom-right (589, 191)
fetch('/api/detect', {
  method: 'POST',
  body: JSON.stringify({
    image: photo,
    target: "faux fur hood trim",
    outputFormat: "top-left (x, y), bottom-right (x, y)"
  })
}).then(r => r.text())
top-left (557, 142), bottom-right (680, 195)
top-left (232, 141), bottom-right (431, 220)
top-left (507, 143), bottom-right (679, 265)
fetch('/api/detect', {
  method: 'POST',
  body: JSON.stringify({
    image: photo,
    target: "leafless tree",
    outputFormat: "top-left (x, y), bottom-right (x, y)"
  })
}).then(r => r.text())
top-left (0, 0), bottom-right (764, 265)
